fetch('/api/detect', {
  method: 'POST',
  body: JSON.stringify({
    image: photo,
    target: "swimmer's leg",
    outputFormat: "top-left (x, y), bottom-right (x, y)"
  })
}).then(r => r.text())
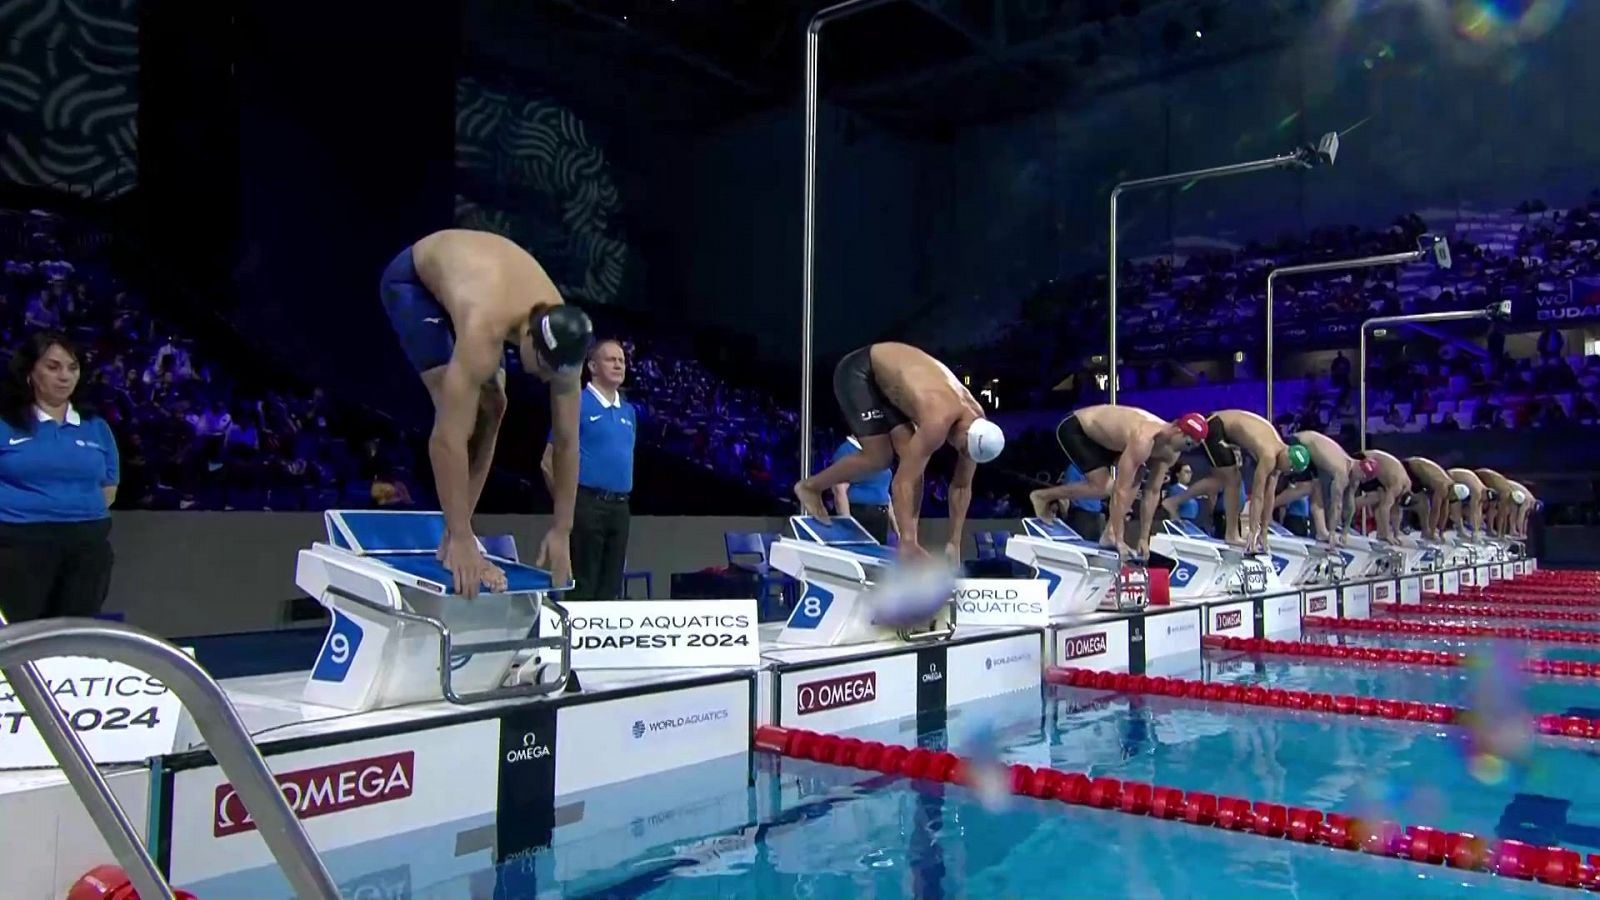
top-left (1029, 468), bottom-right (1113, 523)
top-left (795, 432), bottom-right (895, 522)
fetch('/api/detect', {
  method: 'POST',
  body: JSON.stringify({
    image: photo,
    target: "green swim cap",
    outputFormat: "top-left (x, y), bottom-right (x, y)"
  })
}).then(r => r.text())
top-left (1287, 444), bottom-right (1311, 473)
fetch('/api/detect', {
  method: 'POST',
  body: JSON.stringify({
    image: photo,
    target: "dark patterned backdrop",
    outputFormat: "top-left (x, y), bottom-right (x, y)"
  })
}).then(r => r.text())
top-left (0, 0), bottom-right (138, 197)
top-left (454, 76), bottom-right (628, 305)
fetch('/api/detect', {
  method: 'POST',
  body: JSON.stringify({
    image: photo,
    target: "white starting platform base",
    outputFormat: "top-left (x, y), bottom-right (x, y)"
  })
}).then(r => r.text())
top-left (1337, 534), bottom-right (1405, 580)
top-left (296, 510), bottom-right (574, 710)
top-left (768, 516), bottom-right (956, 647)
top-left (1264, 522), bottom-right (1342, 587)
top-left (1003, 518), bottom-right (1146, 616)
top-left (756, 622), bottom-right (1044, 733)
top-left (1150, 520), bottom-right (1282, 602)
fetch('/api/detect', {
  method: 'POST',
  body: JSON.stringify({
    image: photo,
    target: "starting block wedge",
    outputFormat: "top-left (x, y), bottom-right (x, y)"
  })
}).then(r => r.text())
top-left (1150, 520), bottom-right (1277, 601)
top-left (1003, 518), bottom-right (1146, 615)
top-left (295, 510), bottom-right (574, 711)
top-left (767, 516), bottom-right (955, 647)
top-left (1265, 522), bottom-right (1343, 587)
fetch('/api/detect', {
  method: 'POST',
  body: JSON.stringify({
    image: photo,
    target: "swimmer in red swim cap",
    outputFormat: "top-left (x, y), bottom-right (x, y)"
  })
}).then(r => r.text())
top-left (1029, 404), bottom-right (1209, 560)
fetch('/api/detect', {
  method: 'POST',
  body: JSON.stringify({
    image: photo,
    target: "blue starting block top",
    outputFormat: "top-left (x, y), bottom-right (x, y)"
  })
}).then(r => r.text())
top-left (1021, 518), bottom-right (1109, 553)
top-left (790, 516), bottom-right (898, 562)
top-left (322, 510), bottom-right (572, 595)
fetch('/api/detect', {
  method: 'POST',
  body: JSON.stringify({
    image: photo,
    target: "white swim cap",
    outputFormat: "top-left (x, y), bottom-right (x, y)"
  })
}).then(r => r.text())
top-left (1511, 489), bottom-right (1527, 506)
top-left (1451, 483), bottom-right (1471, 502)
top-left (966, 419), bottom-right (1005, 464)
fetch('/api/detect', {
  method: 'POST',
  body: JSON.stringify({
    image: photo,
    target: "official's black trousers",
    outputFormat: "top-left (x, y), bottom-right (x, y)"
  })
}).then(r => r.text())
top-left (570, 488), bottom-right (631, 601)
top-left (0, 518), bottom-right (114, 623)
top-left (852, 503), bottom-right (892, 545)
top-left (1067, 506), bottom-right (1105, 543)
top-left (1285, 514), bottom-right (1312, 537)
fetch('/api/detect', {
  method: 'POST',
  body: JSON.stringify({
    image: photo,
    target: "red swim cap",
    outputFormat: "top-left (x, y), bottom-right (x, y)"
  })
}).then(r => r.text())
top-left (1175, 412), bottom-right (1209, 442)
top-left (1357, 457), bottom-right (1380, 480)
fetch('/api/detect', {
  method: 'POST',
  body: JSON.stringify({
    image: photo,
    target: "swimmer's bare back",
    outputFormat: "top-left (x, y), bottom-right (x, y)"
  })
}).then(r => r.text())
top-left (412, 229), bottom-right (564, 342)
top-left (1073, 404), bottom-right (1166, 460)
top-left (1211, 410), bottom-right (1282, 459)
top-left (869, 342), bottom-right (982, 427)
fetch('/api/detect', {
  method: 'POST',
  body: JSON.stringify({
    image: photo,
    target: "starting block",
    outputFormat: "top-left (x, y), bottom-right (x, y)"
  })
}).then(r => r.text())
top-left (294, 510), bottom-right (574, 711)
top-left (1265, 522), bottom-right (1342, 587)
top-left (1393, 533), bottom-right (1443, 575)
top-left (1003, 518), bottom-right (1146, 615)
top-left (1150, 520), bottom-right (1275, 602)
top-left (1337, 534), bottom-right (1404, 579)
top-left (767, 516), bottom-right (956, 647)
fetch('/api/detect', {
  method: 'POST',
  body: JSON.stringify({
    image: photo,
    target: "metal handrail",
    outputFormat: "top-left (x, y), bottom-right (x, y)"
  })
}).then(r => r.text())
top-left (0, 618), bottom-right (339, 898)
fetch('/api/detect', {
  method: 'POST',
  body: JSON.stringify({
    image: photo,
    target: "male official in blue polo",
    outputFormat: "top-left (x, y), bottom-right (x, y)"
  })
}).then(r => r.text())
top-left (542, 339), bottom-right (634, 600)
top-left (828, 435), bottom-right (893, 543)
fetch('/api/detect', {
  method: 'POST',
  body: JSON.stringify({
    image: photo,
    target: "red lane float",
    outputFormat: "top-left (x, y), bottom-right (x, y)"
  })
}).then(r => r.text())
top-left (1050, 665), bottom-right (1600, 739)
top-left (752, 725), bottom-right (1592, 889)
top-left (1046, 666), bottom-right (1461, 726)
top-left (1429, 593), bottom-right (1600, 609)
top-left (1304, 616), bottom-right (1600, 646)
top-left (1202, 635), bottom-right (1600, 681)
top-left (1375, 602), bottom-right (1600, 623)
top-left (1201, 635), bottom-right (1464, 668)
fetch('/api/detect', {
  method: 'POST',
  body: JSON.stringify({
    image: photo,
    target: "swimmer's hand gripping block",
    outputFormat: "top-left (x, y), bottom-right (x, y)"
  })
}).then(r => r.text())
top-left (296, 510), bottom-right (575, 711)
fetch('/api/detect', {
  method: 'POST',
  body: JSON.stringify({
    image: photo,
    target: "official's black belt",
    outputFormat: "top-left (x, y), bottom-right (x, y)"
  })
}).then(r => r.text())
top-left (579, 485), bottom-right (630, 503)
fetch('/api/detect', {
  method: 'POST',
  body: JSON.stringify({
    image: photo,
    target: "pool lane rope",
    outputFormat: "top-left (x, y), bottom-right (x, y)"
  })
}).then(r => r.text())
top-left (1305, 615), bottom-right (1600, 646)
top-left (1433, 592), bottom-right (1600, 609)
top-left (753, 724), bottom-right (1597, 888)
top-left (1378, 602), bottom-right (1600, 623)
top-left (1046, 665), bottom-right (1600, 739)
top-left (1201, 635), bottom-right (1600, 681)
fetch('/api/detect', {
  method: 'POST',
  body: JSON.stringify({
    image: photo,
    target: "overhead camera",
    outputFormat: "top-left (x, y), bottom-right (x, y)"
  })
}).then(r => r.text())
top-left (1418, 234), bottom-right (1452, 270)
top-left (1485, 299), bottom-right (1513, 321)
top-left (1292, 131), bottom-right (1340, 168)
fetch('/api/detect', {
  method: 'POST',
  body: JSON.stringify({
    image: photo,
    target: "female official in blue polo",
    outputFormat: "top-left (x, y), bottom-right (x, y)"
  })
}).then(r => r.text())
top-left (0, 332), bottom-right (118, 623)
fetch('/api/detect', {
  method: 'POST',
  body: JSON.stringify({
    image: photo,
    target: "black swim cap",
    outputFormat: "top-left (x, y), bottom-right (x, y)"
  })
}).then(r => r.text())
top-left (532, 305), bottom-right (594, 374)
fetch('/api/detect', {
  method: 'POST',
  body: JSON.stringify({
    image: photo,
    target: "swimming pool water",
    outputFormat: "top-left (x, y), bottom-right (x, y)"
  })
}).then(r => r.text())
top-left (188, 647), bottom-right (1600, 899)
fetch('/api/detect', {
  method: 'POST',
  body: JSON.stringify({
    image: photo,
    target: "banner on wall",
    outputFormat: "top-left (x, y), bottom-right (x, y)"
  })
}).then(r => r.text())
top-left (1521, 278), bottom-right (1600, 325)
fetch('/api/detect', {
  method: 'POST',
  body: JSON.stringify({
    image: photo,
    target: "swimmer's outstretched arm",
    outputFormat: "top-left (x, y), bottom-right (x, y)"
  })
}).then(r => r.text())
top-left (888, 418), bottom-right (949, 552)
top-left (946, 455), bottom-right (976, 558)
top-left (543, 374), bottom-right (583, 584)
top-left (1106, 444), bottom-right (1148, 552)
top-left (430, 338), bottom-right (502, 543)
top-left (1135, 459), bottom-right (1174, 555)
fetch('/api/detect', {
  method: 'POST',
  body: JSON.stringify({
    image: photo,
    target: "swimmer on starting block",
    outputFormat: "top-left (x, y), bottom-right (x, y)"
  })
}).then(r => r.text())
top-left (1028, 404), bottom-right (1209, 559)
top-left (1350, 449), bottom-right (1411, 542)
top-left (1507, 480), bottom-right (1535, 539)
top-left (1474, 467), bottom-right (1517, 538)
top-left (793, 342), bottom-right (1004, 559)
top-left (1159, 409), bottom-right (1308, 553)
top-left (1447, 467), bottom-right (1488, 538)
top-left (1268, 431), bottom-right (1371, 547)
top-left (380, 229), bottom-right (593, 596)
top-left (1399, 456), bottom-right (1454, 542)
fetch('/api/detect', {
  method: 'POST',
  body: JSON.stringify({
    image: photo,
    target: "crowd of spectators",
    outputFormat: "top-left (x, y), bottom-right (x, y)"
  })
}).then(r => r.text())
top-left (0, 208), bottom-right (422, 512)
top-left (11, 186), bottom-right (1600, 516)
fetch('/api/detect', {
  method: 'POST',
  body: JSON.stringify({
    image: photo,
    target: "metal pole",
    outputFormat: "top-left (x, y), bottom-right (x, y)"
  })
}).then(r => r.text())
top-left (1107, 151), bottom-right (1307, 405)
top-left (801, 0), bottom-right (897, 477)
top-left (1263, 249), bottom-right (1427, 421)
top-left (0, 619), bottom-right (340, 899)
top-left (1359, 308), bottom-right (1496, 452)
top-left (0, 611), bottom-right (171, 900)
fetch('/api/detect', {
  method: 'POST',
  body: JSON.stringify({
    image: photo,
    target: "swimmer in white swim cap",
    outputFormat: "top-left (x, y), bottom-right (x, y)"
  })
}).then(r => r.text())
top-left (794, 342), bottom-right (1004, 561)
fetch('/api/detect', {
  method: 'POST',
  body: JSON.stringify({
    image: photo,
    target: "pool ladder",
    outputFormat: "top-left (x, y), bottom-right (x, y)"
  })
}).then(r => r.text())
top-left (0, 615), bottom-right (339, 899)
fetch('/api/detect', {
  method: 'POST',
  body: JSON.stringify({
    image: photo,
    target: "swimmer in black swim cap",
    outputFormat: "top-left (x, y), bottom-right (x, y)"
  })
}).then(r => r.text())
top-left (380, 229), bottom-right (593, 597)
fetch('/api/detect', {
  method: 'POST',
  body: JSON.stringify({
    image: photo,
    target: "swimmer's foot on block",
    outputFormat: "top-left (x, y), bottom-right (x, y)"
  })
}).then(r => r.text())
top-left (793, 483), bottom-right (831, 523)
top-left (1028, 490), bottom-right (1055, 522)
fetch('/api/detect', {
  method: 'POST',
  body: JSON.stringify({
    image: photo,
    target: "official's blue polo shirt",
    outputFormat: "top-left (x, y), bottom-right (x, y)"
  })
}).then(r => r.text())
top-left (1288, 494), bottom-right (1310, 518)
top-left (1166, 483), bottom-right (1199, 521)
top-left (575, 384), bottom-right (635, 494)
top-left (0, 406), bottom-right (118, 524)
top-left (831, 438), bottom-right (890, 506)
